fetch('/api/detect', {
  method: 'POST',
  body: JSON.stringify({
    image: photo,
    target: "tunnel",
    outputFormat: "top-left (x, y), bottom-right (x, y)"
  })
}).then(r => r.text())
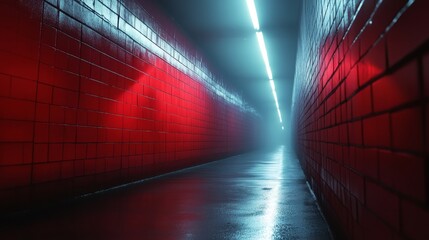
top-left (0, 0), bottom-right (428, 239)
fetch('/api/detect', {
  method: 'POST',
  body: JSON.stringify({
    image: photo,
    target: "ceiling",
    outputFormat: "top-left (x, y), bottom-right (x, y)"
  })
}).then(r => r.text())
top-left (156, 0), bottom-right (302, 124)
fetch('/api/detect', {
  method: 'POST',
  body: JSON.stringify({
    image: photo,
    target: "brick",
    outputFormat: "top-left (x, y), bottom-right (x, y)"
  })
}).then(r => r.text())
top-left (53, 68), bottom-right (80, 91)
top-left (58, 11), bottom-right (81, 41)
top-left (79, 93), bottom-right (99, 111)
top-left (41, 24), bottom-right (56, 46)
top-left (387, 0), bottom-right (429, 65)
top-left (64, 108), bottom-right (77, 125)
top-left (77, 126), bottom-right (98, 142)
top-left (391, 107), bottom-right (424, 152)
top-left (0, 51), bottom-right (39, 80)
top-left (373, 62), bottom-right (420, 112)
top-left (34, 122), bottom-right (49, 143)
top-left (361, 209), bottom-right (393, 240)
top-left (352, 87), bottom-right (372, 118)
top-left (359, 0), bottom-right (407, 55)
top-left (343, 146), bottom-right (354, 168)
top-left (87, 144), bottom-right (97, 158)
top-left (37, 83), bottom-right (53, 104)
top-left (338, 123), bottom-right (348, 145)
top-left (63, 143), bottom-right (76, 161)
top-left (87, 111), bottom-right (100, 126)
top-left (74, 159), bottom-right (85, 177)
top-left (349, 170), bottom-right (365, 203)
top-left (49, 124), bottom-right (64, 142)
top-left (40, 44), bottom-right (56, 65)
top-left (80, 44), bottom-right (99, 65)
top-left (75, 144), bottom-right (87, 159)
top-left (363, 113), bottom-right (390, 147)
top-left (358, 40), bottom-right (386, 86)
top-left (53, 87), bottom-right (79, 108)
top-left (51, 49), bottom-right (68, 71)
top-left (11, 36), bottom-right (40, 61)
top-left (349, 0), bottom-right (377, 46)
top-left (10, 77), bottom-right (37, 101)
top-left (0, 74), bottom-right (11, 97)
top-left (356, 148), bottom-right (378, 179)
top-left (38, 63), bottom-right (55, 85)
top-left (365, 181), bottom-right (400, 229)
top-left (0, 143), bottom-right (32, 165)
top-left (379, 150), bottom-right (426, 202)
top-left (49, 105), bottom-right (65, 123)
top-left (0, 120), bottom-right (34, 142)
top-left (0, 97), bottom-right (35, 121)
top-left (106, 157), bottom-right (121, 172)
top-left (32, 162), bottom-right (61, 183)
top-left (35, 103), bottom-right (50, 122)
top-left (77, 109), bottom-right (88, 125)
top-left (0, 165), bottom-right (32, 189)
top-left (402, 200), bottom-right (429, 240)
top-left (34, 143), bottom-right (49, 163)
top-left (61, 161), bottom-right (74, 179)
top-left (56, 31), bottom-right (80, 58)
top-left (84, 158), bottom-right (96, 175)
top-left (348, 120), bottom-right (362, 145)
top-left (49, 143), bottom-right (63, 162)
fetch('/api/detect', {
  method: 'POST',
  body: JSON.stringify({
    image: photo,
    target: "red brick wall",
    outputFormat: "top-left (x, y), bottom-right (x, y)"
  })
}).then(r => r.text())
top-left (292, 0), bottom-right (429, 239)
top-left (0, 0), bottom-right (259, 214)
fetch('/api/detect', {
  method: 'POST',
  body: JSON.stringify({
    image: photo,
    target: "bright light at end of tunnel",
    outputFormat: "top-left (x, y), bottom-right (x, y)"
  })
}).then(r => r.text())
top-left (246, 1), bottom-right (283, 126)
top-left (246, 0), bottom-right (260, 30)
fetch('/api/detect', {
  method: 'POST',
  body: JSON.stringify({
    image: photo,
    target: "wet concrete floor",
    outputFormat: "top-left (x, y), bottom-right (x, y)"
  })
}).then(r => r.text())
top-left (0, 145), bottom-right (332, 239)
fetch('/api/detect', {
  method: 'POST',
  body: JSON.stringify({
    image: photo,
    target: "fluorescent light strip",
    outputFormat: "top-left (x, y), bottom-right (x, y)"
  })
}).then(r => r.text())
top-left (256, 32), bottom-right (273, 80)
top-left (269, 79), bottom-right (275, 91)
top-left (246, 0), bottom-right (260, 30)
top-left (247, 0), bottom-right (283, 128)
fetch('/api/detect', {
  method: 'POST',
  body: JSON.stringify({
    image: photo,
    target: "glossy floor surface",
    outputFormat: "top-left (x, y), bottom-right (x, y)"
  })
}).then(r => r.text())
top-left (0, 145), bottom-right (332, 240)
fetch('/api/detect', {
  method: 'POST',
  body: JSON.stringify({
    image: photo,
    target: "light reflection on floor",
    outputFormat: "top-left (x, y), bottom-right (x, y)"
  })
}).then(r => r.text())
top-left (260, 146), bottom-right (283, 240)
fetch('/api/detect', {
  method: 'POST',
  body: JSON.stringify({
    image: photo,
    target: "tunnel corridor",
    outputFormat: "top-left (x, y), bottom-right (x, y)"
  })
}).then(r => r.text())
top-left (1, 0), bottom-right (429, 239)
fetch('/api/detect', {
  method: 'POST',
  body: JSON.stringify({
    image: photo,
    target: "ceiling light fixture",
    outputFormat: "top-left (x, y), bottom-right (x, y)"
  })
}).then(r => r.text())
top-left (246, 0), bottom-right (260, 30)
top-left (256, 32), bottom-right (273, 80)
top-left (246, 0), bottom-right (283, 129)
